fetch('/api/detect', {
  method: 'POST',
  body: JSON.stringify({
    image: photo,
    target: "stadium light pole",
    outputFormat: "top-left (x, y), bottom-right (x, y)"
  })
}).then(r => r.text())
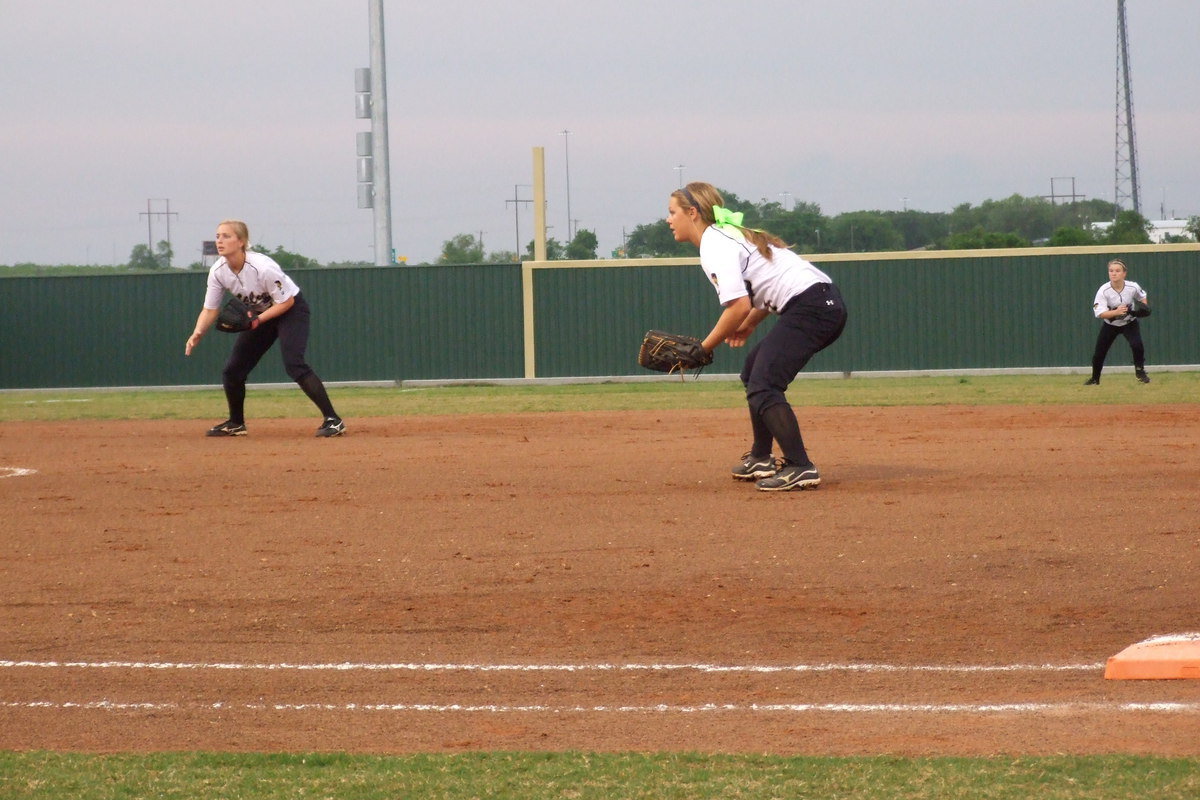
top-left (365, 0), bottom-right (393, 265)
top-left (560, 130), bottom-right (573, 241)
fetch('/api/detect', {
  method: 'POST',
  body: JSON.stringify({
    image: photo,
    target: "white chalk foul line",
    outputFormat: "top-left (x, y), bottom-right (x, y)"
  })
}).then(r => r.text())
top-left (0, 659), bottom-right (1105, 673)
top-left (0, 467), bottom-right (37, 479)
top-left (3, 699), bottom-right (1198, 714)
top-left (6, 659), bottom-right (1191, 716)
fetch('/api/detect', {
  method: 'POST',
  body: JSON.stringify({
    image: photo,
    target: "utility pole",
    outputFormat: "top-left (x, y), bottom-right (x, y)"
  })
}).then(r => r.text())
top-left (1044, 177), bottom-right (1083, 205)
top-left (674, 164), bottom-right (686, 188)
top-left (506, 184), bottom-right (532, 256)
top-left (138, 199), bottom-right (178, 267)
top-left (141, 200), bottom-right (152, 252)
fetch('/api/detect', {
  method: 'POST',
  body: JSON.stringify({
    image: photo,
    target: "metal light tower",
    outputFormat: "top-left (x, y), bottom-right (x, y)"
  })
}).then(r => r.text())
top-left (355, 0), bottom-right (394, 265)
top-left (560, 130), bottom-right (573, 241)
top-left (1114, 0), bottom-right (1141, 215)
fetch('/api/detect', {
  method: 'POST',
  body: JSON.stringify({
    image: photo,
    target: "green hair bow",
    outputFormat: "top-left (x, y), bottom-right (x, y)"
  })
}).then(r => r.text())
top-left (712, 205), bottom-right (744, 232)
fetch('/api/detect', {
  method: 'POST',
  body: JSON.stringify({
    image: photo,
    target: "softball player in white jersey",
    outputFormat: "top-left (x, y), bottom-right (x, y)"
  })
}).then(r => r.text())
top-left (667, 182), bottom-right (847, 492)
top-left (185, 220), bottom-right (345, 437)
top-left (1085, 258), bottom-right (1150, 385)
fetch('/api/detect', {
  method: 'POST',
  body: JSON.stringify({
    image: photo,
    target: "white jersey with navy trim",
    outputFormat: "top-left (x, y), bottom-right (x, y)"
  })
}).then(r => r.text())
top-left (698, 225), bottom-right (832, 313)
top-left (1093, 280), bottom-right (1146, 327)
top-left (204, 252), bottom-right (300, 313)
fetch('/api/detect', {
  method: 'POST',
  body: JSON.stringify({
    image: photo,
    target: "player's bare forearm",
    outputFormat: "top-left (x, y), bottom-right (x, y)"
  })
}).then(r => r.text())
top-left (185, 308), bottom-right (220, 356)
top-left (256, 295), bottom-right (294, 324)
top-left (703, 296), bottom-right (752, 351)
top-left (740, 308), bottom-right (770, 333)
top-left (725, 307), bottom-right (769, 347)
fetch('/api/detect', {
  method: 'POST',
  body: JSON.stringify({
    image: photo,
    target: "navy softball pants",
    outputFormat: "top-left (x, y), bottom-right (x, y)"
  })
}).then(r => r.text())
top-left (740, 282), bottom-right (848, 417)
top-left (220, 293), bottom-right (336, 422)
top-left (1090, 319), bottom-right (1145, 377)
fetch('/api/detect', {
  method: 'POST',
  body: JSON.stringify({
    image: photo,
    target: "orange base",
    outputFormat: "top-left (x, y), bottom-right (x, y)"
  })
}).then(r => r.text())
top-left (1105, 634), bottom-right (1200, 680)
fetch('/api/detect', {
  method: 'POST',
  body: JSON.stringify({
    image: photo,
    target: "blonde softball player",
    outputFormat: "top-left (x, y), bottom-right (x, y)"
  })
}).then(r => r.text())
top-left (1085, 258), bottom-right (1150, 385)
top-left (667, 182), bottom-right (847, 491)
top-left (185, 220), bottom-right (345, 437)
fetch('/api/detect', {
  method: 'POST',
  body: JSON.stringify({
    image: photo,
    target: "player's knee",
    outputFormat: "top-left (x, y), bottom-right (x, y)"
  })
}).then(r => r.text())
top-left (221, 367), bottom-right (248, 386)
top-left (746, 386), bottom-right (786, 417)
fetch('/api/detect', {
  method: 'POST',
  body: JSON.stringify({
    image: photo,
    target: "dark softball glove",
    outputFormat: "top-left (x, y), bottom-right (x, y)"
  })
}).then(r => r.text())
top-left (215, 295), bottom-right (260, 333)
top-left (1128, 297), bottom-right (1151, 318)
top-left (638, 330), bottom-right (713, 377)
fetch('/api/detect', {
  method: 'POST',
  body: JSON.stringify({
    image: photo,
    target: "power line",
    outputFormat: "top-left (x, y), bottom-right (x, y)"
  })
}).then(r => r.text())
top-left (138, 199), bottom-right (178, 267)
top-left (1043, 177), bottom-right (1084, 205)
top-left (505, 184), bottom-right (532, 255)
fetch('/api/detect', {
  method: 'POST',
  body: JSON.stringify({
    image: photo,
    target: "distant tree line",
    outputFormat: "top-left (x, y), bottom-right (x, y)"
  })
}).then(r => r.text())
top-left (620, 191), bottom-right (1197, 257)
top-left (0, 242), bottom-right (332, 276)
top-left (4, 195), bottom-right (1198, 275)
top-left (431, 227), bottom-right (601, 265)
top-left (433, 192), bottom-right (1199, 264)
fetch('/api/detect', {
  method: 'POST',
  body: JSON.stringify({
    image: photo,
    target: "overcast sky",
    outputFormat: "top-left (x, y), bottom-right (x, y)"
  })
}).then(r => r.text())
top-left (2, 1), bottom-right (1197, 266)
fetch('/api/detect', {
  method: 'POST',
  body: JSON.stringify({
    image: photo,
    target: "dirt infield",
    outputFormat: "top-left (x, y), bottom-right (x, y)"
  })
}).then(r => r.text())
top-left (2, 405), bottom-right (1198, 755)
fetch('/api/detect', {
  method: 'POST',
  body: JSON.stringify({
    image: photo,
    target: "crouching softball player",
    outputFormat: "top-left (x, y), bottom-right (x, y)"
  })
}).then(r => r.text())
top-left (667, 182), bottom-right (847, 491)
top-left (184, 219), bottom-right (345, 438)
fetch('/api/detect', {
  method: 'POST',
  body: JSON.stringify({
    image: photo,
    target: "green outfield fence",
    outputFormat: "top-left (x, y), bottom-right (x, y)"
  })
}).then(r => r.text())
top-left (1, 244), bottom-right (1197, 389)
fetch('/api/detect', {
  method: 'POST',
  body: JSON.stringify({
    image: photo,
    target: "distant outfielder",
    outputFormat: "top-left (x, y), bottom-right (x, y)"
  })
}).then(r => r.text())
top-left (185, 219), bottom-right (345, 437)
top-left (1084, 258), bottom-right (1150, 386)
top-left (666, 182), bottom-right (847, 492)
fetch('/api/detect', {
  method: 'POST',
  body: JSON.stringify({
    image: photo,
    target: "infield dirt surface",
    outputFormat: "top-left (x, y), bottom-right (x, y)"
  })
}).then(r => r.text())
top-left (2, 404), bottom-right (1198, 755)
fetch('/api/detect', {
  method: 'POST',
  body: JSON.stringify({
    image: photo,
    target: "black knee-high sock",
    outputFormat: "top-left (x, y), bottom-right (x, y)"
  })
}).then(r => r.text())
top-left (296, 372), bottom-right (337, 419)
top-left (762, 403), bottom-right (810, 466)
top-left (224, 380), bottom-right (246, 425)
top-left (1131, 344), bottom-right (1146, 372)
top-left (748, 406), bottom-right (774, 457)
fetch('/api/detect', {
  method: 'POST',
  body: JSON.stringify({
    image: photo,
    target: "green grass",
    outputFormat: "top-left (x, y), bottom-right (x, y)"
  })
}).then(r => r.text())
top-left (1, 752), bottom-right (1198, 800)
top-left (2, 371), bottom-right (1198, 422)
top-left (4, 373), bottom-right (1199, 796)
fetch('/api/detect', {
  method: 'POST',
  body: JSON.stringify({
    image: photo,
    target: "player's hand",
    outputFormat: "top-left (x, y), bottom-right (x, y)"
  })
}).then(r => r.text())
top-left (726, 323), bottom-right (756, 348)
top-left (185, 332), bottom-right (201, 356)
